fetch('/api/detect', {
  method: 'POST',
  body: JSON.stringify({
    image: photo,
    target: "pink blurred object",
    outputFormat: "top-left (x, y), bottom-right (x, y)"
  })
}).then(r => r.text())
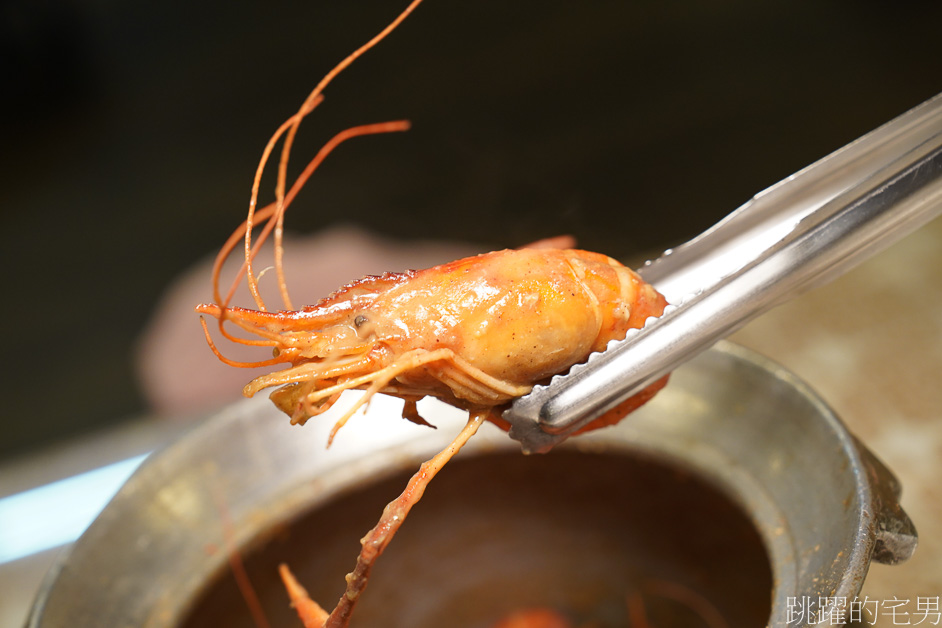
top-left (135, 225), bottom-right (482, 418)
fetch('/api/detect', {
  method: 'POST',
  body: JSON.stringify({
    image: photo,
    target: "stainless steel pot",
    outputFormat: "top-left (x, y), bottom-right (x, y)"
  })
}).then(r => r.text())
top-left (27, 342), bottom-right (916, 627)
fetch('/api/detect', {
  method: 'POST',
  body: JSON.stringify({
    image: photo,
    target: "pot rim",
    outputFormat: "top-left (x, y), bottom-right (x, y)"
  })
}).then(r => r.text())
top-left (26, 341), bottom-right (916, 628)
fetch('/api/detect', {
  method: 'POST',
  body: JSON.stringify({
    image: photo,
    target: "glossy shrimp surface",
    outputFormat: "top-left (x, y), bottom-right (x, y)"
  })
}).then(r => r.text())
top-left (197, 246), bottom-right (667, 441)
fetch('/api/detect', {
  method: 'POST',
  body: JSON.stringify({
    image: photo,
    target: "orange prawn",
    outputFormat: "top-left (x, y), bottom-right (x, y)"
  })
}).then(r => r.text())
top-left (198, 246), bottom-right (668, 441)
top-left (195, 1), bottom-right (668, 626)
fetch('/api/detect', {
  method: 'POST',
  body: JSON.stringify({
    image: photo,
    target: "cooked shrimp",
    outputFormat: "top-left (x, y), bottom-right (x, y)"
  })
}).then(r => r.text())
top-left (198, 246), bottom-right (668, 442)
top-left (195, 0), bottom-right (668, 626)
top-left (198, 246), bottom-right (667, 628)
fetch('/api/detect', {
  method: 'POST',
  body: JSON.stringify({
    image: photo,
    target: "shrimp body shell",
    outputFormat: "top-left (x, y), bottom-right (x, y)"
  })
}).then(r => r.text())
top-left (199, 247), bottom-right (667, 431)
top-left (366, 248), bottom-right (662, 394)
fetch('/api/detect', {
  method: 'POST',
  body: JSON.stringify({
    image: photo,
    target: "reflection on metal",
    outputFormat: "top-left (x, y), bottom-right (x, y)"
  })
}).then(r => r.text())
top-left (0, 454), bottom-right (148, 564)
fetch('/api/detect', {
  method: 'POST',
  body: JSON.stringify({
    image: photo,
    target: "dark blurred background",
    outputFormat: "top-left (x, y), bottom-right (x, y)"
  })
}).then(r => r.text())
top-left (2, 0), bottom-right (940, 461)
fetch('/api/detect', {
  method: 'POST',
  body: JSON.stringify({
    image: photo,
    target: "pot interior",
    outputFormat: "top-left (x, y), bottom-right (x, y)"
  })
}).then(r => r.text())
top-left (181, 449), bottom-right (772, 628)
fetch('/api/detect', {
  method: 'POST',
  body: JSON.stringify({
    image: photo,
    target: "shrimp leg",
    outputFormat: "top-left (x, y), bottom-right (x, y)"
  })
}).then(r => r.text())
top-left (280, 411), bottom-right (488, 628)
top-left (326, 411), bottom-right (486, 628)
top-left (245, 355), bottom-right (376, 397)
top-left (257, 348), bottom-right (528, 443)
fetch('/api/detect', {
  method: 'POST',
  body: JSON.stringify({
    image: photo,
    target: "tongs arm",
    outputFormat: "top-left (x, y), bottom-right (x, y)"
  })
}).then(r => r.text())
top-left (506, 92), bottom-right (942, 453)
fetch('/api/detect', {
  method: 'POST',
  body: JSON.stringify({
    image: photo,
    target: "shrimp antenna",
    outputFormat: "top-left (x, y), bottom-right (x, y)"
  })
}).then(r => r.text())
top-left (198, 317), bottom-right (290, 369)
top-left (271, 120), bottom-right (411, 309)
top-left (211, 120), bottom-right (411, 310)
top-left (243, 0), bottom-right (426, 312)
top-left (212, 203), bottom-right (279, 308)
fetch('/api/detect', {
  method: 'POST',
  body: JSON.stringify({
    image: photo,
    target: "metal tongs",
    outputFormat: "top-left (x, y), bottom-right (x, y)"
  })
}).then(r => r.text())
top-left (506, 92), bottom-right (942, 453)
